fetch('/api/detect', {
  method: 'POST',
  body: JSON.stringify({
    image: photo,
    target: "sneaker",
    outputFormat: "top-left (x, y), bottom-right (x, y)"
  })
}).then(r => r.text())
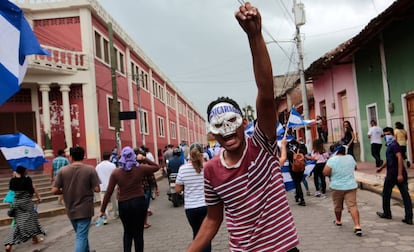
top-left (376, 211), bottom-right (392, 219)
top-left (298, 201), bottom-right (306, 206)
top-left (314, 192), bottom-right (321, 197)
top-left (406, 161), bottom-right (411, 168)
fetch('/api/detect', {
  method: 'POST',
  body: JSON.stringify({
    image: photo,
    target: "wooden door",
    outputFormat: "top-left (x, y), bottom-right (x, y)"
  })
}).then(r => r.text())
top-left (0, 112), bottom-right (36, 170)
top-left (406, 94), bottom-right (414, 164)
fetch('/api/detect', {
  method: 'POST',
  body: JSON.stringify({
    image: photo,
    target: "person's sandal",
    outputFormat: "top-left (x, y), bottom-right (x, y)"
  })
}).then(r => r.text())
top-left (32, 237), bottom-right (44, 244)
top-left (354, 228), bottom-right (362, 236)
top-left (333, 220), bottom-right (342, 226)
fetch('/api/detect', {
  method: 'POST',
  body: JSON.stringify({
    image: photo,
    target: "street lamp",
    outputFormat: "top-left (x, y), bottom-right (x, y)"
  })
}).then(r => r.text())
top-left (293, 0), bottom-right (312, 151)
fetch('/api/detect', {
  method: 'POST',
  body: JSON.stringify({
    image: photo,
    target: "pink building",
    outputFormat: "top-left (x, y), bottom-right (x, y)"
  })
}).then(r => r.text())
top-left (0, 0), bottom-right (206, 172)
top-left (307, 48), bottom-right (359, 146)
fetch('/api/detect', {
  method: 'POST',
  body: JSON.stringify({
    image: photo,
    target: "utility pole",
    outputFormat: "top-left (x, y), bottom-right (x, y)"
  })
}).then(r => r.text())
top-left (135, 74), bottom-right (146, 145)
top-left (293, 0), bottom-right (312, 150)
top-left (108, 22), bottom-right (121, 150)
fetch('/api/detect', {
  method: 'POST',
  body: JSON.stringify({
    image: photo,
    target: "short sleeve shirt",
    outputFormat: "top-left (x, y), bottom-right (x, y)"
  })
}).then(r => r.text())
top-left (54, 163), bottom-right (100, 220)
top-left (175, 162), bottom-right (206, 209)
top-left (326, 155), bottom-right (357, 190)
top-left (385, 141), bottom-right (407, 178)
top-left (52, 156), bottom-right (69, 176)
top-left (204, 125), bottom-right (299, 251)
top-left (367, 126), bottom-right (383, 144)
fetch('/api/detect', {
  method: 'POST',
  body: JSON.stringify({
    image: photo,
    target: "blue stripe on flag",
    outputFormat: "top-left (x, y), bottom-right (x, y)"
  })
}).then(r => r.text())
top-left (0, 132), bottom-right (36, 148)
top-left (0, 64), bottom-right (19, 104)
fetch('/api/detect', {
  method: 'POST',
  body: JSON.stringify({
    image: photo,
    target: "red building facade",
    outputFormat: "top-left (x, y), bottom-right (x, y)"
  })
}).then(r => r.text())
top-left (0, 0), bottom-right (206, 171)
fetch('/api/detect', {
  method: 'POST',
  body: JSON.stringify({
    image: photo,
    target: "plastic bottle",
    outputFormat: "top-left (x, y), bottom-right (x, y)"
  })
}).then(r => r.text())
top-left (95, 216), bottom-right (105, 227)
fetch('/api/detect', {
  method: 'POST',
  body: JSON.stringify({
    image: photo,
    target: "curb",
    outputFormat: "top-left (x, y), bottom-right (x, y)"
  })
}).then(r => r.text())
top-left (358, 180), bottom-right (414, 203)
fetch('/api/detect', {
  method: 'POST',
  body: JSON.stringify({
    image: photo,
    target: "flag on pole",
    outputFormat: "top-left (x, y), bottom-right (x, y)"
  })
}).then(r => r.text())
top-left (286, 107), bottom-right (314, 128)
top-left (0, 0), bottom-right (49, 105)
top-left (0, 132), bottom-right (48, 170)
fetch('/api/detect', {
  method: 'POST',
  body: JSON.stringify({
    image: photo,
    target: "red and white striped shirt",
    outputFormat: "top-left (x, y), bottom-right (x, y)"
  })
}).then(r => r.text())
top-left (204, 126), bottom-right (299, 251)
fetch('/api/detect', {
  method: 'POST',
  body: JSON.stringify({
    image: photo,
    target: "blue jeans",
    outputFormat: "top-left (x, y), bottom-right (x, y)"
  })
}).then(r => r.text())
top-left (185, 206), bottom-right (211, 252)
top-left (144, 189), bottom-right (151, 209)
top-left (119, 196), bottom-right (147, 252)
top-left (70, 217), bottom-right (91, 252)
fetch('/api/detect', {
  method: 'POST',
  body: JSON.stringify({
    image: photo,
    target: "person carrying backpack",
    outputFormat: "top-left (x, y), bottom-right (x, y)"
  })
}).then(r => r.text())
top-left (287, 139), bottom-right (307, 206)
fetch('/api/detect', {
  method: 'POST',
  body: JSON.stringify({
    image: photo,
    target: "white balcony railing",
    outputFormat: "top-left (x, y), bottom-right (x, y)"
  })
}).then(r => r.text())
top-left (30, 45), bottom-right (89, 72)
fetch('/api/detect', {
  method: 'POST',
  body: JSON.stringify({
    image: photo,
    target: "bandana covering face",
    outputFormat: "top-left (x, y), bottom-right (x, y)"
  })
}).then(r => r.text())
top-left (119, 146), bottom-right (139, 171)
top-left (209, 102), bottom-right (243, 136)
top-left (384, 135), bottom-right (395, 146)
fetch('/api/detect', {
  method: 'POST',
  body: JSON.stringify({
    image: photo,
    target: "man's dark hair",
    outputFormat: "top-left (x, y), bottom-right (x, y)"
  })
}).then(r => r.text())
top-left (102, 151), bottom-right (111, 160)
top-left (58, 149), bottom-right (65, 156)
top-left (70, 146), bottom-right (85, 161)
top-left (383, 127), bottom-right (394, 135)
top-left (206, 97), bottom-right (243, 122)
top-left (134, 147), bottom-right (146, 156)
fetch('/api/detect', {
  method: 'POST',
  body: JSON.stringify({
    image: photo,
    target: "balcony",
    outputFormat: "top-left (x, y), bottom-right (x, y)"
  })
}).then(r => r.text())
top-left (28, 45), bottom-right (89, 74)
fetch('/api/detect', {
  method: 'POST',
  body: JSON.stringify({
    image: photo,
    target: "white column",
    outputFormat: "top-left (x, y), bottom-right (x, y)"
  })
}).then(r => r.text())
top-left (60, 83), bottom-right (73, 152)
top-left (39, 83), bottom-right (53, 157)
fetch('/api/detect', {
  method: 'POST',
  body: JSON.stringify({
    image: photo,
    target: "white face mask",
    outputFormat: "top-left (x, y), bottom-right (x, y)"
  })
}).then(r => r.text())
top-left (384, 135), bottom-right (395, 146)
top-left (209, 102), bottom-right (243, 137)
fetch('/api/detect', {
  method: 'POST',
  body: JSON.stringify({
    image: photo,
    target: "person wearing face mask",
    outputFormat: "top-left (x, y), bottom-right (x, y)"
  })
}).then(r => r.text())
top-left (186, 3), bottom-right (299, 252)
top-left (376, 127), bottom-right (413, 225)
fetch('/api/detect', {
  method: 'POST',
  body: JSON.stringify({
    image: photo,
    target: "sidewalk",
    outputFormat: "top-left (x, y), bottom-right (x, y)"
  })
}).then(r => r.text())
top-left (354, 161), bottom-right (414, 200)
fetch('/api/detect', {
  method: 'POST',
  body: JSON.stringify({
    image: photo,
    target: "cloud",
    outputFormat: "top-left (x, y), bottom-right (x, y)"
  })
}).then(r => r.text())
top-left (97, 0), bottom-right (395, 116)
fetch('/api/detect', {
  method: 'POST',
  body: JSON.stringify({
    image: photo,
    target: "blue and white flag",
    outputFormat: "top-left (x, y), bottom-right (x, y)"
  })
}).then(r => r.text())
top-left (281, 160), bottom-right (316, 191)
top-left (244, 121), bottom-right (286, 137)
top-left (244, 121), bottom-right (254, 136)
top-left (281, 160), bottom-right (295, 191)
top-left (0, 1), bottom-right (49, 105)
top-left (276, 121), bottom-right (284, 136)
top-left (0, 132), bottom-right (48, 170)
top-left (286, 107), bottom-right (314, 128)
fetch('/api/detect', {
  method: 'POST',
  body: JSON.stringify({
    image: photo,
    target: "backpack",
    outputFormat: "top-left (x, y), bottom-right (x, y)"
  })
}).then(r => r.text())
top-left (291, 149), bottom-right (305, 172)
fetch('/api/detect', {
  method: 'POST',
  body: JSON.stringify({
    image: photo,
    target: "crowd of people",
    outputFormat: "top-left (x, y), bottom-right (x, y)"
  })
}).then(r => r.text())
top-left (2, 2), bottom-right (413, 252)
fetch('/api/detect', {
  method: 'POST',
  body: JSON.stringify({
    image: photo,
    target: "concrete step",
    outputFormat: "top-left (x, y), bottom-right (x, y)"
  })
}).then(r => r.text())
top-left (0, 170), bottom-right (165, 227)
top-left (0, 195), bottom-right (59, 210)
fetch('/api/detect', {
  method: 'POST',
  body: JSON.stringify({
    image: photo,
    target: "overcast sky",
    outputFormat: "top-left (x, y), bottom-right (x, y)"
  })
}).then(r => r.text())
top-left (97, 0), bottom-right (395, 118)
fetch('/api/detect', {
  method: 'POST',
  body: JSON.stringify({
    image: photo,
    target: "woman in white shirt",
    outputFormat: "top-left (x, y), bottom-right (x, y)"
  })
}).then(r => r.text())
top-left (175, 143), bottom-right (211, 252)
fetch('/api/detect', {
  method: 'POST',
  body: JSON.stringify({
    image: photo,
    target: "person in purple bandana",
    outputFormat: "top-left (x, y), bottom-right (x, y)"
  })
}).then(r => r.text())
top-left (100, 146), bottom-right (160, 252)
